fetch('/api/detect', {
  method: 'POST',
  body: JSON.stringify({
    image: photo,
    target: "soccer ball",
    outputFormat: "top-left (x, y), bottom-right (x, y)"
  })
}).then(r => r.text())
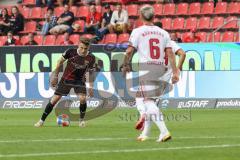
top-left (57, 114), bottom-right (70, 127)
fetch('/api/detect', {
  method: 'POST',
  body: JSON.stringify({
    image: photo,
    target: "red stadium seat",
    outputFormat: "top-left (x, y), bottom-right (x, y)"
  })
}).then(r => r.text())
top-left (153, 4), bottom-right (163, 16)
top-left (198, 17), bottom-right (210, 29)
top-left (126, 4), bottom-right (138, 17)
top-left (96, 5), bottom-right (102, 14)
top-left (163, 3), bottom-right (175, 15)
top-left (117, 33), bottom-right (129, 43)
top-left (20, 7), bottom-right (31, 19)
top-left (185, 17), bottom-right (197, 30)
top-left (43, 35), bottom-right (56, 45)
top-left (55, 6), bottom-right (64, 17)
top-left (224, 16), bottom-right (238, 29)
top-left (55, 34), bottom-right (65, 45)
top-left (215, 2), bottom-right (227, 14)
top-left (70, 6), bottom-right (78, 17)
top-left (201, 2), bottom-right (214, 15)
top-left (22, 0), bottom-right (35, 5)
top-left (188, 2), bottom-right (201, 15)
top-left (227, 2), bottom-right (240, 14)
top-left (211, 17), bottom-right (224, 29)
top-left (176, 3), bottom-right (188, 15)
top-left (222, 31), bottom-right (235, 42)
top-left (196, 32), bottom-right (207, 42)
top-left (0, 36), bottom-right (7, 46)
top-left (182, 32), bottom-right (191, 41)
top-left (134, 19), bottom-right (143, 28)
top-left (30, 7), bottom-right (42, 19)
top-left (20, 35), bottom-right (29, 45)
top-left (69, 34), bottom-right (80, 45)
top-left (74, 20), bottom-right (85, 32)
top-left (208, 32), bottom-right (221, 42)
top-left (34, 35), bottom-right (43, 45)
top-left (235, 32), bottom-right (239, 42)
top-left (161, 18), bottom-right (172, 30)
top-left (77, 6), bottom-right (89, 19)
top-left (172, 18), bottom-right (184, 30)
top-left (82, 34), bottom-right (93, 39)
top-left (104, 34), bottom-right (117, 44)
top-left (21, 21), bottom-right (37, 33)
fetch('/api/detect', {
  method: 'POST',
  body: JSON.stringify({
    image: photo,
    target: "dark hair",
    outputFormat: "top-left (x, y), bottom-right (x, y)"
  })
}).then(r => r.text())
top-left (80, 37), bottom-right (91, 46)
top-left (47, 7), bottom-right (54, 11)
top-left (7, 31), bottom-right (13, 35)
top-left (154, 21), bottom-right (163, 28)
top-left (11, 6), bottom-right (19, 14)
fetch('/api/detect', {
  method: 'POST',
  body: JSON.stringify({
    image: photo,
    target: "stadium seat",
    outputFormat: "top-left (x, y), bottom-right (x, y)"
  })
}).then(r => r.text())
top-left (82, 34), bottom-right (93, 39)
top-left (96, 5), bottom-right (102, 14)
top-left (208, 32), bottom-right (221, 42)
top-left (161, 18), bottom-right (172, 30)
top-left (55, 34), bottom-right (65, 45)
top-left (134, 19), bottom-right (143, 28)
top-left (43, 35), bottom-right (56, 45)
top-left (196, 32), bottom-right (207, 42)
top-left (30, 7), bottom-right (42, 19)
top-left (117, 33), bottom-right (129, 43)
top-left (235, 33), bottom-right (239, 42)
top-left (126, 4), bottom-right (138, 17)
top-left (224, 16), bottom-right (238, 29)
top-left (74, 20), bottom-right (85, 32)
top-left (55, 6), bottom-right (64, 17)
top-left (70, 6), bottom-right (78, 17)
top-left (104, 34), bottom-right (117, 44)
top-left (201, 2), bottom-right (214, 15)
top-left (77, 6), bottom-right (89, 19)
top-left (0, 36), bottom-right (7, 46)
top-left (34, 35), bottom-right (43, 45)
top-left (153, 4), bottom-right (163, 16)
top-left (227, 2), bottom-right (240, 14)
top-left (22, 0), bottom-right (35, 5)
top-left (188, 2), bottom-right (201, 15)
top-left (172, 18), bottom-right (184, 30)
top-left (222, 31), bottom-right (235, 42)
top-left (163, 3), bottom-right (175, 15)
top-left (20, 35), bottom-right (29, 45)
top-left (21, 21), bottom-right (37, 33)
top-left (198, 17), bottom-right (210, 29)
top-left (215, 2), bottom-right (227, 14)
top-left (185, 17), bottom-right (197, 30)
top-left (20, 7), bottom-right (31, 19)
top-left (176, 3), bottom-right (188, 15)
top-left (69, 34), bottom-right (80, 45)
top-left (182, 32), bottom-right (191, 41)
top-left (211, 17), bottom-right (224, 29)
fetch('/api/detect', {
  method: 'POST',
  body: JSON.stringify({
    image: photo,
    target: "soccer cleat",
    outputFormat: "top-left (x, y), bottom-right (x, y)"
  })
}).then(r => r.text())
top-left (137, 135), bottom-right (149, 142)
top-left (156, 133), bottom-right (172, 143)
top-left (79, 120), bottom-right (86, 128)
top-left (135, 114), bottom-right (146, 130)
top-left (34, 120), bottom-right (44, 127)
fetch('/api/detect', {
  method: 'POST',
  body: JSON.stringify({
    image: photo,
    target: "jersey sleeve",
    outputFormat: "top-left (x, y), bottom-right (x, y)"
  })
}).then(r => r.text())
top-left (62, 49), bottom-right (72, 59)
top-left (167, 40), bottom-right (181, 54)
top-left (128, 29), bottom-right (139, 49)
top-left (165, 32), bottom-right (172, 50)
top-left (88, 55), bottom-right (96, 72)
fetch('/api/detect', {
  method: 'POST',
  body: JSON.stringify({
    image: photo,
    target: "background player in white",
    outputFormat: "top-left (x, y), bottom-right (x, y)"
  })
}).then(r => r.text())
top-left (121, 5), bottom-right (179, 142)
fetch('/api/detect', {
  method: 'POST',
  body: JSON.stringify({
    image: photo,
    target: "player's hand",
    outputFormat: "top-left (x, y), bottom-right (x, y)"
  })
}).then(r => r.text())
top-left (121, 63), bottom-right (131, 77)
top-left (88, 88), bottom-right (94, 97)
top-left (172, 69), bottom-right (180, 84)
top-left (50, 73), bottom-right (58, 87)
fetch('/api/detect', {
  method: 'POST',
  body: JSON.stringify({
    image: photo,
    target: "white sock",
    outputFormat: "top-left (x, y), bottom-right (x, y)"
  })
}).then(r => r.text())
top-left (135, 97), bottom-right (146, 115)
top-left (140, 115), bottom-right (151, 137)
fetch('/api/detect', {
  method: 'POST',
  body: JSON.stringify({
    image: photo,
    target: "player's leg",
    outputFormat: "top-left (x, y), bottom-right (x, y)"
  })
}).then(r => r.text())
top-left (137, 114), bottom-right (151, 141)
top-left (75, 85), bottom-right (87, 127)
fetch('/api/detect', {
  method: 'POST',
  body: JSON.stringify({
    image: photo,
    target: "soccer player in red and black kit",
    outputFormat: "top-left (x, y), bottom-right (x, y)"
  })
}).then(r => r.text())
top-left (34, 37), bottom-right (95, 127)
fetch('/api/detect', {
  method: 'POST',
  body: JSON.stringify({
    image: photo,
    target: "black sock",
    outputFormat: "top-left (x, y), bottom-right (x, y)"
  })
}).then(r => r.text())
top-left (79, 103), bottom-right (87, 120)
top-left (41, 102), bottom-right (54, 121)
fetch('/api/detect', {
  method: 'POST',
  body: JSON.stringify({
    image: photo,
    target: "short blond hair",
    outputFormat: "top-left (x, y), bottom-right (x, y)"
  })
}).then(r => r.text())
top-left (140, 5), bottom-right (154, 21)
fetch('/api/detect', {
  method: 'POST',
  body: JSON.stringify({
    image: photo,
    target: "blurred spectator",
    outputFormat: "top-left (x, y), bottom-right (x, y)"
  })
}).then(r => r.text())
top-left (121, 0), bottom-right (138, 4)
top-left (171, 32), bottom-right (182, 43)
top-left (36, 0), bottom-right (54, 8)
top-left (109, 3), bottom-right (128, 33)
top-left (25, 33), bottom-right (38, 45)
top-left (4, 31), bottom-right (21, 46)
top-left (49, 4), bottom-right (74, 35)
top-left (57, 0), bottom-right (75, 6)
top-left (41, 7), bottom-right (57, 35)
top-left (184, 29), bottom-right (201, 43)
top-left (99, 4), bottom-right (112, 36)
top-left (83, 0), bottom-right (101, 5)
top-left (0, 8), bottom-right (11, 35)
top-left (9, 6), bottom-right (24, 34)
top-left (154, 21), bottom-right (163, 28)
top-left (60, 32), bottom-right (74, 45)
top-left (84, 5), bottom-right (102, 40)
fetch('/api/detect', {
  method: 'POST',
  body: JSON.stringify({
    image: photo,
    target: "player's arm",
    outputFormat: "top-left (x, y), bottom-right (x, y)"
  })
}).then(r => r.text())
top-left (166, 48), bottom-right (179, 84)
top-left (121, 46), bottom-right (134, 76)
top-left (50, 56), bottom-right (66, 87)
top-left (176, 49), bottom-right (186, 71)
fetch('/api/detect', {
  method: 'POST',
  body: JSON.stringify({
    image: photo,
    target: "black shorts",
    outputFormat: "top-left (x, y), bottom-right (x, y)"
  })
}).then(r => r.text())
top-left (54, 79), bottom-right (86, 96)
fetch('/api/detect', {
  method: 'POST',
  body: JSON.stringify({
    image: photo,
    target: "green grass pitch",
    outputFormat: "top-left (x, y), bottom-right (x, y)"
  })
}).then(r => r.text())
top-left (0, 108), bottom-right (240, 160)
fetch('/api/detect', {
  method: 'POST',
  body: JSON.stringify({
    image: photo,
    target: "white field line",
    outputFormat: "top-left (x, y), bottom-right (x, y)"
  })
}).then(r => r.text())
top-left (1, 136), bottom-right (240, 143)
top-left (0, 144), bottom-right (240, 158)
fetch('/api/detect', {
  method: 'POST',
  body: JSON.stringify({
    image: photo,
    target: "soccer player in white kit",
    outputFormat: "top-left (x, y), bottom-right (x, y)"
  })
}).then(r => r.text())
top-left (121, 5), bottom-right (180, 142)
